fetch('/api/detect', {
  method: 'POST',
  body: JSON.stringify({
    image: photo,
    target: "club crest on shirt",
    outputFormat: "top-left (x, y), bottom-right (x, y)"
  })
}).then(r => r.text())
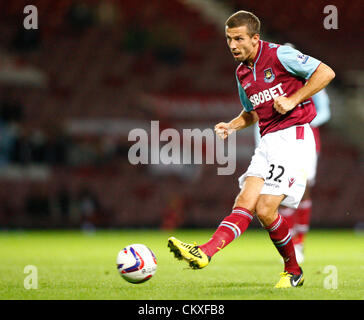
top-left (263, 68), bottom-right (275, 83)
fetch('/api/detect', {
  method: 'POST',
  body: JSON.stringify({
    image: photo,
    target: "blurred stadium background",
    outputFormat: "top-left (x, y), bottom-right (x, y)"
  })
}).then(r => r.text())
top-left (0, 0), bottom-right (362, 231)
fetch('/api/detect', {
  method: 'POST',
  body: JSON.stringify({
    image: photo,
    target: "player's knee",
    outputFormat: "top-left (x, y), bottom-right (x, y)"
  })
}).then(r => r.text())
top-left (255, 206), bottom-right (270, 222)
top-left (233, 193), bottom-right (256, 212)
top-left (255, 200), bottom-right (275, 225)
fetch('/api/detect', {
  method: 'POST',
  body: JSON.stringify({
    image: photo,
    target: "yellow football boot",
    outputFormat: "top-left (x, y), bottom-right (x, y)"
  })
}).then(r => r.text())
top-left (167, 236), bottom-right (210, 269)
top-left (274, 268), bottom-right (304, 288)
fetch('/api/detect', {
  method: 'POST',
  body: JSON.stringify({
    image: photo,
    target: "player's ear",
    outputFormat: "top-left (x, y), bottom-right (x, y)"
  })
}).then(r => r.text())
top-left (252, 33), bottom-right (260, 45)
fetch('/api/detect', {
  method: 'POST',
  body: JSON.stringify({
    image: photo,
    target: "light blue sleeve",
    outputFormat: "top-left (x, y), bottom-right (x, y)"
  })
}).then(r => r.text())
top-left (236, 75), bottom-right (254, 112)
top-left (277, 45), bottom-right (321, 79)
top-left (310, 89), bottom-right (331, 127)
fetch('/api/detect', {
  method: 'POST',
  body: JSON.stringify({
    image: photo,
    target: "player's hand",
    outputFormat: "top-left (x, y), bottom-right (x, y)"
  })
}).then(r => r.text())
top-left (273, 96), bottom-right (296, 115)
top-left (214, 122), bottom-right (234, 139)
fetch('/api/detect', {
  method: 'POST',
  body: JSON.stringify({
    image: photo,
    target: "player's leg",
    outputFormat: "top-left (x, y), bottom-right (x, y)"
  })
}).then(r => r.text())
top-left (255, 194), bottom-right (304, 288)
top-left (291, 133), bottom-right (317, 261)
top-left (293, 186), bottom-right (312, 246)
top-left (279, 181), bottom-right (313, 264)
top-left (290, 186), bottom-right (312, 263)
top-left (276, 203), bottom-right (307, 263)
top-left (256, 194), bottom-right (300, 273)
top-left (278, 206), bottom-right (296, 237)
top-left (198, 176), bottom-right (263, 256)
top-left (168, 176), bottom-right (263, 269)
top-left (291, 126), bottom-right (319, 260)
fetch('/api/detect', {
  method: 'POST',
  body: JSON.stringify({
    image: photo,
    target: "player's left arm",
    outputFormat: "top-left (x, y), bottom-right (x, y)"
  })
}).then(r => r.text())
top-left (310, 89), bottom-right (331, 127)
top-left (273, 45), bottom-right (335, 114)
top-left (274, 63), bottom-right (335, 114)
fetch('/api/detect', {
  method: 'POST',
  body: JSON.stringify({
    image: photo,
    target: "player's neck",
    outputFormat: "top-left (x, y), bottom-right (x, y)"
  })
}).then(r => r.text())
top-left (244, 43), bottom-right (260, 67)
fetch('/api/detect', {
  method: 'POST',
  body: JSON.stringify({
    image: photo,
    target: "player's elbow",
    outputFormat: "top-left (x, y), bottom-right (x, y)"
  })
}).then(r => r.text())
top-left (251, 111), bottom-right (259, 124)
top-left (322, 63), bottom-right (335, 82)
top-left (327, 67), bottom-right (335, 81)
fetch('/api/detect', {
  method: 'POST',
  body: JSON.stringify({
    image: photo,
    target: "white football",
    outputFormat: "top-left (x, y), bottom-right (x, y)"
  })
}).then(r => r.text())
top-left (116, 244), bottom-right (157, 284)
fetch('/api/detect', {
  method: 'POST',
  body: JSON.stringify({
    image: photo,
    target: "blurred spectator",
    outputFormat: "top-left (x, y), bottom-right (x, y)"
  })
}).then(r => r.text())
top-left (12, 27), bottom-right (41, 52)
top-left (77, 187), bottom-right (102, 229)
top-left (0, 94), bottom-right (24, 165)
top-left (0, 193), bottom-right (13, 227)
top-left (56, 185), bottom-right (71, 222)
top-left (45, 130), bottom-right (70, 165)
top-left (25, 184), bottom-right (51, 219)
top-left (0, 94), bottom-right (23, 123)
top-left (96, 0), bottom-right (119, 26)
top-left (10, 126), bottom-right (32, 164)
top-left (161, 192), bottom-right (185, 230)
top-left (123, 23), bottom-right (150, 54)
top-left (66, 2), bottom-right (94, 30)
top-left (0, 122), bottom-right (17, 165)
top-left (2, 121), bottom-right (72, 166)
top-left (149, 22), bottom-right (185, 66)
top-left (29, 129), bottom-right (47, 163)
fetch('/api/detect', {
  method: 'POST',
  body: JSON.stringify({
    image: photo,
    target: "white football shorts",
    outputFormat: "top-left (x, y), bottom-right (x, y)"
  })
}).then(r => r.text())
top-left (254, 123), bottom-right (318, 187)
top-left (306, 148), bottom-right (317, 187)
top-left (239, 124), bottom-right (316, 208)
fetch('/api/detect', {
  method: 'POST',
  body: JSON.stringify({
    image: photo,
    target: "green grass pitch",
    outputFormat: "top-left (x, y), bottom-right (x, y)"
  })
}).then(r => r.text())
top-left (0, 229), bottom-right (363, 300)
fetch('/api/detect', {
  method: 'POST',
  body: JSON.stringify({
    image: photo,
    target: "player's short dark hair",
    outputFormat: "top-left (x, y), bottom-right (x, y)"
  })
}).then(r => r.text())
top-left (225, 10), bottom-right (260, 37)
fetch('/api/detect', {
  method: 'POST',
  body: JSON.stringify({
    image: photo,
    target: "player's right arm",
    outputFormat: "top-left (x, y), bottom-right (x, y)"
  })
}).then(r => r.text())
top-left (215, 110), bottom-right (258, 139)
top-left (216, 72), bottom-right (258, 139)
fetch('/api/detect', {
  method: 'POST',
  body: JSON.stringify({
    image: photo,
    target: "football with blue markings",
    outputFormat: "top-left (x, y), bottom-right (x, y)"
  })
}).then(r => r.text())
top-left (116, 244), bottom-right (157, 284)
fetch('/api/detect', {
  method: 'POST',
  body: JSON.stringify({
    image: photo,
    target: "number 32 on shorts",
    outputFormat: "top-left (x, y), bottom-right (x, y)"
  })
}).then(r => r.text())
top-left (266, 164), bottom-right (285, 183)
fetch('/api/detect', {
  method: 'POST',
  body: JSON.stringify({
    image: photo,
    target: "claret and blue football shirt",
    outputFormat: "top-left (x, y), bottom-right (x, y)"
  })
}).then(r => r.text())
top-left (236, 40), bottom-right (321, 137)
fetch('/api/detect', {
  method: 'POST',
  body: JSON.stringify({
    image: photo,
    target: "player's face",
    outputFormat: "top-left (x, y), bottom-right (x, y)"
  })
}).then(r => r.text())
top-left (225, 25), bottom-right (260, 64)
